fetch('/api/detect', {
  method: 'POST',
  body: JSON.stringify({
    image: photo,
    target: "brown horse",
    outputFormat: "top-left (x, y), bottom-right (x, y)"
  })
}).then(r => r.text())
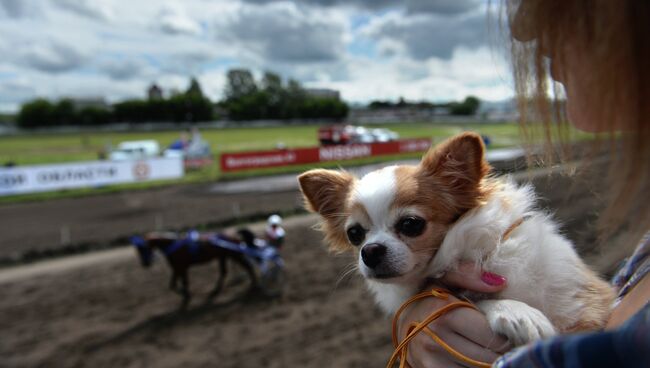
top-left (131, 230), bottom-right (258, 307)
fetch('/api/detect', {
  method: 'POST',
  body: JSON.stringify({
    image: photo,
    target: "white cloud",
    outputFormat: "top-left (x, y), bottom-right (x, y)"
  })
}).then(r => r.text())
top-left (241, 0), bottom-right (480, 15)
top-left (216, 2), bottom-right (347, 63)
top-left (0, 0), bottom-right (515, 113)
top-left (308, 47), bottom-right (512, 103)
top-left (157, 3), bottom-right (201, 35)
top-left (405, 0), bottom-right (480, 15)
top-left (99, 57), bottom-right (152, 80)
top-left (52, 0), bottom-right (113, 21)
top-left (18, 40), bottom-right (88, 73)
top-left (361, 8), bottom-right (491, 60)
top-left (0, 0), bottom-right (41, 18)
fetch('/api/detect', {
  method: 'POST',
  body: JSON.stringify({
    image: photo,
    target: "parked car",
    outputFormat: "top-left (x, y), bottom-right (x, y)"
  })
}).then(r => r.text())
top-left (318, 124), bottom-right (352, 145)
top-left (350, 126), bottom-right (375, 144)
top-left (371, 128), bottom-right (400, 142)
top-left (319, 124), bottom-right (400, 145)
top-left (109, 140), bottom-right (160, 161)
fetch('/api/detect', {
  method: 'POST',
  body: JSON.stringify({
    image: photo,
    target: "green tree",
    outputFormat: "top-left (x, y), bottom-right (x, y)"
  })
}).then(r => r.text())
top-left (463, 96), bottom-right (480, 114)
top-left (78, 107), bottom-right (111, 126)
top-left (221, 68), bottom-right (348, 121)
top-left (284, 79), bottom-right (306, 119)
top-left (225, 69), bottom-right (258, 100)
top-left (53, 99), bottom-right (77, 125)
top-left (262, 71), bottom-right (285, 119)
top-left (113, 99), bottom-right (149, 123)
top-left (168, 94), bottom-right (214, 122)
top-left (450, 96), bottom-right (481, 115)
top-left (184, 94), bottom-right (214, 122)
top-left (186, 77), bottom-right (204, 97)
top-left (17, 99), bottom-right (54, 128)
top-left (146, 99), bottom-right (172, 122)
top-left (368, 100), bottom-right (393, 109)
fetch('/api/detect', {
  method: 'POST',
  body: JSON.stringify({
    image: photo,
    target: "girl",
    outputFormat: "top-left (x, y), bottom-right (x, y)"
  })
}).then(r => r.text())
top-left (397, 1), bottom-right (650, 367)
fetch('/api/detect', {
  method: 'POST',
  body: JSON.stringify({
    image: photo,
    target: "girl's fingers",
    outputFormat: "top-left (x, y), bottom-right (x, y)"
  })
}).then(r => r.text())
top-left (442, 308), bottom-right (512, 353)
top-left (442, 262), bottom-right (507, 293)
top-left (407, 325), bottom-right (502, 368)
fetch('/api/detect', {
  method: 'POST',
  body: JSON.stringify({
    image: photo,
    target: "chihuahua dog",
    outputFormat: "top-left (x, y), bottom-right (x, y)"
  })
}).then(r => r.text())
top-left (298, 132), bottom-right (614, 345)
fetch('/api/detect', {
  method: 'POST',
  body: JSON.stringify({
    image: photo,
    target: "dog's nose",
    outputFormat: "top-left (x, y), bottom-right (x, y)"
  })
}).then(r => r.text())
top-left (361, 243), bottom-right (386, 269)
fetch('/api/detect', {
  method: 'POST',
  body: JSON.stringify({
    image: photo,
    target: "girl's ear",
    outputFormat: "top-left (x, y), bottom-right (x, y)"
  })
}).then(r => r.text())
top-left (298, 169), bottom-right (354, 218)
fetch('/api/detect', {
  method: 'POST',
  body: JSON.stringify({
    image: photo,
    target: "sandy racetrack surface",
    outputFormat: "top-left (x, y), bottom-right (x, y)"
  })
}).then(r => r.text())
top-left (0, 215), bottom-right (394, 368)
top-left (0, 161), bottom-right (630, 368)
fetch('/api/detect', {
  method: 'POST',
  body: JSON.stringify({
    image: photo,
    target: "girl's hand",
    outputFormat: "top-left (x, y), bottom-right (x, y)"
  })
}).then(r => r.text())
top-left (397, 263), bottom-right (512, 367)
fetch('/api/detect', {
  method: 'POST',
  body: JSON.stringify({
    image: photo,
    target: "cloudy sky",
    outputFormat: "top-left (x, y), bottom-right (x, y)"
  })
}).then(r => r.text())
top-left (0, 0), bottom-right (513, 112)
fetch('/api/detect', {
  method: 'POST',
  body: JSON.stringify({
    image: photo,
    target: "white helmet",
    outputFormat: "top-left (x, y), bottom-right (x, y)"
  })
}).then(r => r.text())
top-left (268, 214), bottom-right (282, 226)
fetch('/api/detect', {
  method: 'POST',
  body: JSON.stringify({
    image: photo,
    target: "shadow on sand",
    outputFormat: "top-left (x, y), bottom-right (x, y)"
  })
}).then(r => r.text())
top-left (84, 289), bottom-right (273, 353)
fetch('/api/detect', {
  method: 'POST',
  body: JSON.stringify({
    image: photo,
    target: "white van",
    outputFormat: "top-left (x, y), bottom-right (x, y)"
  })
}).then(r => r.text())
top-left (109, 140), bottom-right (160, 161)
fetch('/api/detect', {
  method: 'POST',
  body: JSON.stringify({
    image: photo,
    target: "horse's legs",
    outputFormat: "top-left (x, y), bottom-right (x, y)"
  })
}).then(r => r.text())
top-left (233, 255), bottom-right (258, 291)
top-left (208, 256), bottom-right (227, 299)
top-left (169, 271), bottom-right (178, 291)
top-left (179, 269), bottom-right (191, 307)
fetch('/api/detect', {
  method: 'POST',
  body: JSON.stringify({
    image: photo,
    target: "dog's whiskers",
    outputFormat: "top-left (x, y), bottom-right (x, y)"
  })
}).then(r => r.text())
top-left (334, 263), bottom-right (359, 290)
top-left (327, 212), bottom-right (351, 219)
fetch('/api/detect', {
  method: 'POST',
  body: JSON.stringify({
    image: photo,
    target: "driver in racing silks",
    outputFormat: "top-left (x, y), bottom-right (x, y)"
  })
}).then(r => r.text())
top-left (265, 214), bottom-right (285, 249)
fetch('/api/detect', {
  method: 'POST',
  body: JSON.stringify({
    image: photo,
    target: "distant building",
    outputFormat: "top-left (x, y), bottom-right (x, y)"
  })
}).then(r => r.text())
top-left (148, 83), bottom-right (163, 100)
top-left (433, 106), bottom-right (451, 116)
top-left (305, 88), bottom-right (340, 100)
top-left (478, 99), bottom-right (520, 122)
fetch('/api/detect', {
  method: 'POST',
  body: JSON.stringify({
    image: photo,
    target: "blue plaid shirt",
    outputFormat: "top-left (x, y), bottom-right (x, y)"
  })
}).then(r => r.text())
top-left (494, 233), bottom-right (650, 368)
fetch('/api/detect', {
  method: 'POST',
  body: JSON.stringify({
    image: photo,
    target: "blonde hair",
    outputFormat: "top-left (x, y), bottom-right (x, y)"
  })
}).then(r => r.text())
top-left (500, 0), bottom-right (650, 247)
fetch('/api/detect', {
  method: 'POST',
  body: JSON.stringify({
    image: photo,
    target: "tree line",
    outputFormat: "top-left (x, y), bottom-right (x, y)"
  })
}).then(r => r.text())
top-left (368, 96), bottom-right (481, 115)
top-left (16, 70), bottom-right (349, 128)
top-left (17, 78), bottom-right (214, 128)
top-left (221, 70), bottom-right (348, 121)
top-left (16, 69), bottom-right (482, 128)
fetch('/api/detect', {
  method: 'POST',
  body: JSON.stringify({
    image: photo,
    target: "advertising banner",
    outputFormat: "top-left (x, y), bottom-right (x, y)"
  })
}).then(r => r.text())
top-left (220, 138), bottom-right (431, 172)
top-left (0, 157), bottom-right (184, 196)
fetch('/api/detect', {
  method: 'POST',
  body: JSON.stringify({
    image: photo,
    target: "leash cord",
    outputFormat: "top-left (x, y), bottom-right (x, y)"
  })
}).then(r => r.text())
top-left (387, 288), bottom-right (492, 368)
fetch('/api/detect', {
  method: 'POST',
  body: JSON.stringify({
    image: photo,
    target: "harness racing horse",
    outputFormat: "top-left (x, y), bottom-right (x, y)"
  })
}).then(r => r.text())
top-left (131, 230), bottom-right (258, 307)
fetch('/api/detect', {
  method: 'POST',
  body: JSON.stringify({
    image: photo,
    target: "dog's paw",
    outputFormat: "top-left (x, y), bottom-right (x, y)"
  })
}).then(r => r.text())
top-left (477, 299), bottom-right (556, 346)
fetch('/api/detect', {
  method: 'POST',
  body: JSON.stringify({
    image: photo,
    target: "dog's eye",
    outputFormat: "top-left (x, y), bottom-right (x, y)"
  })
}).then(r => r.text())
top-left (396, 216), bottom-right (426, 237)
top-left (346, 224), bottom-right (366, 246)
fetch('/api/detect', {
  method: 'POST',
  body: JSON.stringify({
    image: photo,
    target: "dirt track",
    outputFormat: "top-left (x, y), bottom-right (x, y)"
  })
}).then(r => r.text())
top-left (0, 247), bottom-right (131, 284)
top-left (0, 160), bottom-right (629, 368)
top-left (0, 215), bottom-right (394, 368)
top-left (0, 184), bottom-right (304, 263)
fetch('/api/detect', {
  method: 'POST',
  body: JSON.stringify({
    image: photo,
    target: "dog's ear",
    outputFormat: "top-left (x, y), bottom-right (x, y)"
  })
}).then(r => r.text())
top-left (298, 169), bottom-right (356, 253)
top-left (298, 169), bottom-right (354, 218)
top-left (420, 132), bottom-right (490, 190)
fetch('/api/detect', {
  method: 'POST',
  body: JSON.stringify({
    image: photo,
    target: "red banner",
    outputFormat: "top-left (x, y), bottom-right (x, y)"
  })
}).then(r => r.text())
top-left (220, 138), bottom-right (431, 172)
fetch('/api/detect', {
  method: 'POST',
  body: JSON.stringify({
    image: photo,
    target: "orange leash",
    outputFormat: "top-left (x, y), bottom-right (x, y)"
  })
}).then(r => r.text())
top-left (386, 288), bottom-right (492, 368)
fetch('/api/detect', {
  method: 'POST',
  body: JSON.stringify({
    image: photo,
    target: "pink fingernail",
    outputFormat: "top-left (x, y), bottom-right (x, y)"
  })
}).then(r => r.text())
top-left (481, 272), bottom-right (506, 286)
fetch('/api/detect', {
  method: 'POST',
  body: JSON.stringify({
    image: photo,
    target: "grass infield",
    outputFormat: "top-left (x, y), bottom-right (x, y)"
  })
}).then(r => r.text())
top-left (0, 121), bottom-right (588, 203)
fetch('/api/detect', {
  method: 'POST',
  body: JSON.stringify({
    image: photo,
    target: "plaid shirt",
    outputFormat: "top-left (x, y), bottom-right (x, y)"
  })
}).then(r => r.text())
top-left (493, 233), bottom-right (650, 368)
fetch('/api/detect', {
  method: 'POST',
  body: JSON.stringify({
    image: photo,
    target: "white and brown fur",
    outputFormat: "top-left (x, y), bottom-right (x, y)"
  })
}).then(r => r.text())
top-left (298, 132), bottom-right (614, 345)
